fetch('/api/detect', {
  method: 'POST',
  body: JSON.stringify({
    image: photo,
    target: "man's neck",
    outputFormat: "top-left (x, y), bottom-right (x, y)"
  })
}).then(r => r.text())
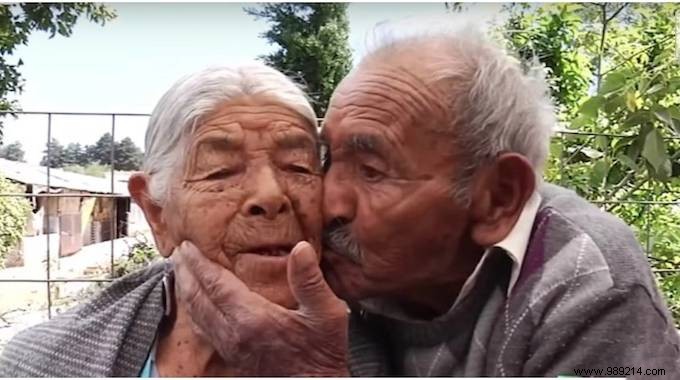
top-left (392, 245), bottom-right (485, 320)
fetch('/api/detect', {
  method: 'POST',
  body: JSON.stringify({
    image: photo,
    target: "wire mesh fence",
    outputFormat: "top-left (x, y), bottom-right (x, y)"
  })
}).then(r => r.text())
top-left (0, 111), bottom-right (678, 343)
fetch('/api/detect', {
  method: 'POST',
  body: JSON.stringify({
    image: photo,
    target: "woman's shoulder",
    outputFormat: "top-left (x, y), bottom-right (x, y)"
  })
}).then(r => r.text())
top-left (0, 261), bottom-right (169, 377)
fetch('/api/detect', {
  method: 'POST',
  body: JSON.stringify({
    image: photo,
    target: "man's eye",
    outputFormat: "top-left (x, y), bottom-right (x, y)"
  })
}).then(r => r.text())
top-left (205, 168), bottom-right (238, 180)
top-left (286, 164), bottom-right (312, 175)
top-left (359, 164), bottom-right (384, 181)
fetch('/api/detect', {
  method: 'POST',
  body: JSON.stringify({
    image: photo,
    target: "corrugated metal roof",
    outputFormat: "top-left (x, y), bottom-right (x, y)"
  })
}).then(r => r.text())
top-left (0, 158), bottom-right (129, 195)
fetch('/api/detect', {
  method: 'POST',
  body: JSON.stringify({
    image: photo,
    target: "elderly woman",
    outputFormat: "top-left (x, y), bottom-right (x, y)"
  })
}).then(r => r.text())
top-left (0, 63), bottom-right (324, 376)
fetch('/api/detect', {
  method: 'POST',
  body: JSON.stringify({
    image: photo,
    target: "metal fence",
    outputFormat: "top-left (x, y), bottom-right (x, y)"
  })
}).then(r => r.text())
top-left (0, 111), bottom-right (678, 327)
top-left (0, 111), bottom-right (148, 325)
top-left (552, 129), bottom-right (680, 275)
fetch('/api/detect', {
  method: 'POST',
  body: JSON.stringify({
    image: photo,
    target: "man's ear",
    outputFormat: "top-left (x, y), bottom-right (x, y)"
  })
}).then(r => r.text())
top-left (128, 173), bottom-right (175, 257)
top-left (468, 153), bottom-right (535, 247)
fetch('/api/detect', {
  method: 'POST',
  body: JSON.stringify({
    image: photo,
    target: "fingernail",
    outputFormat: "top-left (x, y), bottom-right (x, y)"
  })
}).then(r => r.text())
top-left (292, 241), bottom-right (311, 255)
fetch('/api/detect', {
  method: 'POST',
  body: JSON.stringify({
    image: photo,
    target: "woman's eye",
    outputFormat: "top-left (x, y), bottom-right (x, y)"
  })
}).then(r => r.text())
top-left (359, 164), bottom-right (384, 181)
top-left (286, 164), bottom-right (312, 175)
top-left (205, 168), bottom-right (238, 180)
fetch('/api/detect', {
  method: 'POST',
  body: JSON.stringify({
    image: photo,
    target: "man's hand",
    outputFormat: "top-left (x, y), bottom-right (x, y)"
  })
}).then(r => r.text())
top-left (172, 241), bottom-right (350, 376)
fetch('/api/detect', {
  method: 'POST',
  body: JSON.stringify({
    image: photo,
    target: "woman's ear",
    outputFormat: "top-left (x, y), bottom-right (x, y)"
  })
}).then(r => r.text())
top-left (128, 173), bottom-right (175, 257)
top-left (468, 153), bottom-right (535, 247)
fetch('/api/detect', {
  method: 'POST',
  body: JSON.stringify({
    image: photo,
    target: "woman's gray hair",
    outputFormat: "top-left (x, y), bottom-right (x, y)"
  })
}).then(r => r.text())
top-left (361, 18), bottom-right (556, 205)
top-left (142, 63), bottom-right (318, 205)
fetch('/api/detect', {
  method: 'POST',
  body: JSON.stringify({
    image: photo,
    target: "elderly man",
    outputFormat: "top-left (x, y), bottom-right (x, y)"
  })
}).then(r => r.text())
top-left (0, 63), bottom-right (331, 376)
top-left (172, 25), bottom-right (680, 377)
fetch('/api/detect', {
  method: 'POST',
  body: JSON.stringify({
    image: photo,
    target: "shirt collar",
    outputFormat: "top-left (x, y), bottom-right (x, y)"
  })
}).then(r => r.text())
top-left (454, 191), bottom-right (542, 306)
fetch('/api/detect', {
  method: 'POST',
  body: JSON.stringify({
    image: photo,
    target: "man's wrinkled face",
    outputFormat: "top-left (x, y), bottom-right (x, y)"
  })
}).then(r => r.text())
top-left (162, 97), bottom-right (323, 309)
top-left (321, 60), bottom-right (481, 305)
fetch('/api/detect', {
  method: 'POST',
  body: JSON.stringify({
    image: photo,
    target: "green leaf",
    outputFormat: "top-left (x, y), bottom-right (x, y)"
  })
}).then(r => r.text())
top-left (606, 162), bottom-right (626, 185)
top-left (624, 110), bottom-right (651, 128)
top-left (669, 107), bottom-right (680, 119)
top-left (604, 95), bottom-right (625, 114)
top-left (570, 114), bottom-right (591, 130)
top-left (617, 153), bottom-right (638, 170)
top-left (600, 72), bottom-right (627, 95)
top-left (595, 135), bottom-right (609, 151)
top-left (589, 160), bottom-right (609, 187)
top-left (654, 109), bottom-right (673, 126)
top-left (666, 107), bottom-right (680, 135)
top-left (625, 91), bottom-right (638, 112)
top-left (641, 128), bottom-right (671, 179)
top-left (579, 96), bottom-right (603, 118)
top-left (645, 83), bottom-right (665, 95)
top-left (581, 147), bottom-right (604, 159)
top-left (550, 140), bottom-right (563, 158)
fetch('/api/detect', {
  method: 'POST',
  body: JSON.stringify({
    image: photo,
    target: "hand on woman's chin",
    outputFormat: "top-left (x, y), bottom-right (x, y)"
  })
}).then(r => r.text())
top-left (250, 282), bottom-right (298, 309)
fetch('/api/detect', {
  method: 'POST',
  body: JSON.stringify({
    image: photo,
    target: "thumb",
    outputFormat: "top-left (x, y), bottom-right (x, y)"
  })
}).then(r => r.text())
top-left (288, 241), bottom-right (343, 314)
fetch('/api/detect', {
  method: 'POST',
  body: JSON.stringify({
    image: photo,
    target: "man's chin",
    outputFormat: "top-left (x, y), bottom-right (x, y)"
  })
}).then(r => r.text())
top-left (321, 251), bottom-right (365, 303)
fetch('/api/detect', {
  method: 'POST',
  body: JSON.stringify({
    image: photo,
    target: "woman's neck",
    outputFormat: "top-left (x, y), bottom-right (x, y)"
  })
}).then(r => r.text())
top-left (154, 294), bottom-right (236, 376)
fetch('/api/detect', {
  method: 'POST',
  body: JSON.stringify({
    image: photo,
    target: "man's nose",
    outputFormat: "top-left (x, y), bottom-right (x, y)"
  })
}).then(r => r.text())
top-left (241, 166), bottom-right (291, 220)
top-left (323, 167), bottom-right (357, 225)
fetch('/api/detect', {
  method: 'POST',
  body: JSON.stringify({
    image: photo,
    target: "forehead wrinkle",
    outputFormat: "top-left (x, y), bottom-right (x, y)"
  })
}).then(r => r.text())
top-left (335, 86), bottom-right (413, 129)
top-left (338, 103), bottom-right (399, 126)
top-left (203, 111), bottom-right (304, 127)
top-left (366, 68), bottom-right (446, 119)
top-left (392, 66), bottom-right (448, 117)
top-left (364, 67), bottom-right (443, 113)
top-left (346, 79), bottom-right (418, 116)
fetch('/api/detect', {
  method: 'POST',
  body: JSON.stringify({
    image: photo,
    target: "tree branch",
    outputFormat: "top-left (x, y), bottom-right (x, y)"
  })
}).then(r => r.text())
top-left (596, 3), bottom-right (608, 93)
top-left (606, 4), bottom-right (628, 23)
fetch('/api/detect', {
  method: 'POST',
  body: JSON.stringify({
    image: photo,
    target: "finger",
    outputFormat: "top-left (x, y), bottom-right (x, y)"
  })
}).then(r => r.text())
top-left (173, 241), bottom-right (279, 350)
top-left (287, 241), bottom-right (346, 316)
top-left (173, 257), bottom-right (238, 353)
top-left (173, 241), bottom-right (250, 299)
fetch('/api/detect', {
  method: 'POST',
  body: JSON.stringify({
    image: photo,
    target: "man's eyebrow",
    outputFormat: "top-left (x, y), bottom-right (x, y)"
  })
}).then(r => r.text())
top-left (344, 134), bottom-right (384, 155)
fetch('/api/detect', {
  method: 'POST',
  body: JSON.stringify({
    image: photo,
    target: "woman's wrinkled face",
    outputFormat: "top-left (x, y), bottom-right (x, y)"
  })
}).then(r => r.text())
top-left (161, 97), bottom-right (323, 308)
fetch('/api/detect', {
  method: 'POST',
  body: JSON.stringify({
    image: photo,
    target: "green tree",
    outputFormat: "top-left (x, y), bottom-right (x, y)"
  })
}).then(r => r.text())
top-left (0, 174), bottom-right (30, 269)
top-left (114, 137), bottom-right (143, 171)
top-left (88, 132), bottom-right (114, 165)
top-left (499, 3), bottom-right (680, 325)
top-left (0, 141), bottom-right (25, 162)
top-left (79, 133), bottom-right (143, 170)
top-left (0, 3), bottom-right (116, 143)
top-left (39, 137), bottom-right (65, 168)
top-left (63, 142), bottom-right (88, 166)
top-left (246, 3), bottom-right (353, 116)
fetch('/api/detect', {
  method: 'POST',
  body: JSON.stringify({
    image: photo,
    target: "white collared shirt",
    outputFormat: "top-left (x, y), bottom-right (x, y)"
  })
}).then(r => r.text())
top-left (452, 191), bottom-right (542, 308)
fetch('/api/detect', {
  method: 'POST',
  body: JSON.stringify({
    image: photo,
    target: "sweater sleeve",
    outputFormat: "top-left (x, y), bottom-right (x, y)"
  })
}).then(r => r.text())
top-left (523, 284), bottom-right (680, 378)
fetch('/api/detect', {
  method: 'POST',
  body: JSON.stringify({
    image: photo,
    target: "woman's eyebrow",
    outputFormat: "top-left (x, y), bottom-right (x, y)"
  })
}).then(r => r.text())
top-left (274, 133), bottom-right (317, 151)
top-left (194, 132), bottom-right (242, 150)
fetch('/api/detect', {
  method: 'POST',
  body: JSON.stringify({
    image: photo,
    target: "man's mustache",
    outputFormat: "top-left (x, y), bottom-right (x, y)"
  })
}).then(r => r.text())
top-left (322, 220), bottom-right (363, 264)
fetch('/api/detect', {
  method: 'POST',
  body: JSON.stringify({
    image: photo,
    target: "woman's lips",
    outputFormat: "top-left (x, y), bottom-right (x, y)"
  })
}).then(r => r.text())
top-left (238, 244), bottom-right (295, 257)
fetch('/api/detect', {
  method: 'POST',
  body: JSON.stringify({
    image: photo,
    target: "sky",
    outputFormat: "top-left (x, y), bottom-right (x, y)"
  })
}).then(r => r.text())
top-left (1, 2), bottom-right (503, 165)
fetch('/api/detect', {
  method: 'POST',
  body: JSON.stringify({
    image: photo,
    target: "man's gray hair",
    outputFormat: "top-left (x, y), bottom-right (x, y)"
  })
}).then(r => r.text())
top-left (362, 18), bottom-right (556, 205)
top-left (142, 63), bottom-right (318, 205)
